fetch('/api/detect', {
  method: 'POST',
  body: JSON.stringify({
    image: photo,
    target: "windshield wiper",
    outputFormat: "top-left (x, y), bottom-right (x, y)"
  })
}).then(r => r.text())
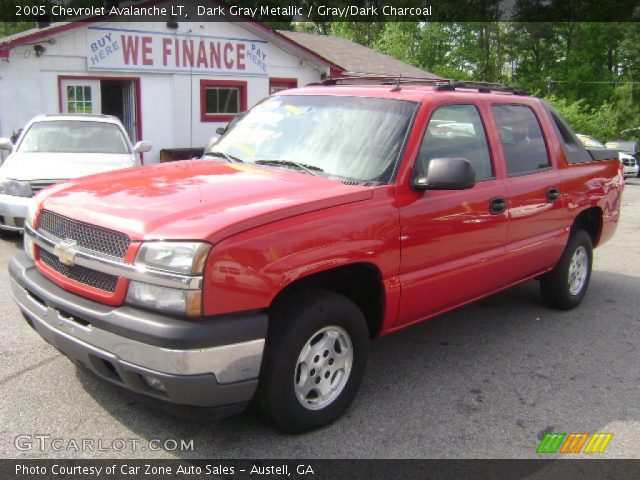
top-left (254, 159), bottom-right (323, 176)
top-left (204, 151), bottom-right (243, 163)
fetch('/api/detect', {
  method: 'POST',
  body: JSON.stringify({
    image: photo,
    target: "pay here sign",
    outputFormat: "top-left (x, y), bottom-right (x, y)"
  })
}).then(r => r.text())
top-left (86, 27), bottom-right (268, 76)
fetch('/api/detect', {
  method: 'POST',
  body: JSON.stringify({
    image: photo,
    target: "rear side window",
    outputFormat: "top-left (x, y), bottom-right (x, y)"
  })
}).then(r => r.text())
top-left (492, 105), bottom-right (550, 175)
top-left (416, 104), bottom-right (493, 181)
top-left (546, 107), bottom-right (593, 164)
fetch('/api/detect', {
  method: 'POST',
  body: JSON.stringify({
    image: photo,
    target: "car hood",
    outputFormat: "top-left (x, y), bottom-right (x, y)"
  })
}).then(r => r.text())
top-left (1, 152), bottom-right (136, 181)
top-left (38, 160), bottom-right (373, 242)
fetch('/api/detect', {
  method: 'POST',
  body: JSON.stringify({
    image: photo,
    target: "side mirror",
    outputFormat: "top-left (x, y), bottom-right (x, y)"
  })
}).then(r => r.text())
top-left (215, 127), bottom-right (226, 135)
top-left (412, 157), bottom-right (476, 191)
top-left (0, 138), bottom-right (14, 151)
top-left (133, 140), bottom-right (152, 153)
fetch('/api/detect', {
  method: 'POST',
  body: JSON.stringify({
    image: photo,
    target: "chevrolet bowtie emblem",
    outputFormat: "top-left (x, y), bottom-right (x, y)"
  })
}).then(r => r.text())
top-left (53, 240), bottom-right (78, 266)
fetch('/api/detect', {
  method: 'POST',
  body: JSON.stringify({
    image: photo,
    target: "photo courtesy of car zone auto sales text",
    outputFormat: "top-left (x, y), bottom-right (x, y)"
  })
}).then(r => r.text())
top-left (0, 0), bottom-right (639, 478)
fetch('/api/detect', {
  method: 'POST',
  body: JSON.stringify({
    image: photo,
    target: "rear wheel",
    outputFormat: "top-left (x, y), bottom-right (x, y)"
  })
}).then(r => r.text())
top-left (540, 229), bottom-right (593, 310)
top-left (257, 289), bottom-right (369, 433)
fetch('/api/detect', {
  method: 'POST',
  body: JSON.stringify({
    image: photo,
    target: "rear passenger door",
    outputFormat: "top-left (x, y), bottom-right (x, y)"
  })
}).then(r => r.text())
top-left (397, 103), bottom-right (509, 327)
top-left (492, 104), bottom-right (568, 284)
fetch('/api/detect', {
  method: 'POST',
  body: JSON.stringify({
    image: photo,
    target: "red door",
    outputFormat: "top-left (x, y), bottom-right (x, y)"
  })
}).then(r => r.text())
top-left (396, 103), bottom-right (509, 328)
top-left (491, 104), bottom-right (568, 284)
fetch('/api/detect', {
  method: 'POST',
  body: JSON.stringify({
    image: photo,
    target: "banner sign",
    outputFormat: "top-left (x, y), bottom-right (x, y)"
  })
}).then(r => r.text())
top-left (86, 27), bottom-right (268, 76)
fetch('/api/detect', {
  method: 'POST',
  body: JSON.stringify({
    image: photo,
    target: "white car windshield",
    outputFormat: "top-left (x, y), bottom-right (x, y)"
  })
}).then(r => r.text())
top-left (18, 120), bottom-right (131, 154)
top-left (209, 95), bottom-right (418, 183)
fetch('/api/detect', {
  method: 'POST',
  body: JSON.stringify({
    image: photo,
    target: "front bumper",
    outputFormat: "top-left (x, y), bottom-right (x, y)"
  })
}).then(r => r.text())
top-left (0, 193), bottom-right (30, 231)
top-left (9, 252), bottom-right (267, 410)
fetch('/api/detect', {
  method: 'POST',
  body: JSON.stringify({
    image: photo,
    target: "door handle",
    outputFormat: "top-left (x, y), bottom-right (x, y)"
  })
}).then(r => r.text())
top-left (489, 196), bottom-right (507, 215)
top-left (547, 187), bottom-right (561, 203)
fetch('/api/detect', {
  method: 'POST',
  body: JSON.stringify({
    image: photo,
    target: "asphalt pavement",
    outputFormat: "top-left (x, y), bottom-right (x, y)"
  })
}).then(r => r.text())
top-left (1, 179), bottom-right (639, 459)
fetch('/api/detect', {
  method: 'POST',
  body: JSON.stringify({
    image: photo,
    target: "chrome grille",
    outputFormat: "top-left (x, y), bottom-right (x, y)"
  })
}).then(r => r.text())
top-left (39, 249), bottom-right (118, 293)
top-left (39, 210), bottom-right (130, 259)
top-left (29, 180), bottom-right (62, 195)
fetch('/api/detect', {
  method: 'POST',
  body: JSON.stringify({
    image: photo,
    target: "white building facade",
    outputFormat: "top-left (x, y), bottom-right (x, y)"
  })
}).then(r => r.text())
top-left (0, 16), bottom-right (338, 163)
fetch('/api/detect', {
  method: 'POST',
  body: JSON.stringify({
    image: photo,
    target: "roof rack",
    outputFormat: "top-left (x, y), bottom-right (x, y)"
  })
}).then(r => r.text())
top-left (320, 73), bottom-right (443, 86)
top-left (318, 74), bottom-right (528, 96)
top-left (433, 79), bottom-right (529, 95)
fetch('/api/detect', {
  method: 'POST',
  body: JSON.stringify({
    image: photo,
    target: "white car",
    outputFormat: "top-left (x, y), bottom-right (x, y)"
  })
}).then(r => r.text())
top-left (620, 152), bottom-right (639, 178)
top-left (0, 114), bottom-right (151, 232)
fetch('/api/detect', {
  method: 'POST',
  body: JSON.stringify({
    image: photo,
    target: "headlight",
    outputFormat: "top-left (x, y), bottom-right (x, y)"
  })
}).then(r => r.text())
top-left (127, 241), bottom-right (211, 316)
top-left (126, 281), bottom-right (202, 317)
top-left (136, 241), bottom-right (211, 274)
top-left (0, 178), bottom-right (33, 197)
top-left (25, 198), bottom-right (38, 227)
top-left (24, 233), bottom-right (36, 260)
top-left (23, 199), bottom-right (38, 260)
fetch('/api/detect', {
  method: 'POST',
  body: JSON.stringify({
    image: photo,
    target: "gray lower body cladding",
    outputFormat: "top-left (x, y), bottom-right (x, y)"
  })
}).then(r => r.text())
top-left (9, 252), bottom-right (267, 411)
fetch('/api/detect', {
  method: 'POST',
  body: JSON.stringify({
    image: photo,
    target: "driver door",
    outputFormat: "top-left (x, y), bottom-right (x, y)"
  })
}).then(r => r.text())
top-left (396, 103), bottom-right (509, 327)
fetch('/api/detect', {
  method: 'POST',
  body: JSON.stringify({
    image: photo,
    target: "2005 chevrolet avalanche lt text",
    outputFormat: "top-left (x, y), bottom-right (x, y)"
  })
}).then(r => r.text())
top-left (9, 81), bottom-right (624, 433)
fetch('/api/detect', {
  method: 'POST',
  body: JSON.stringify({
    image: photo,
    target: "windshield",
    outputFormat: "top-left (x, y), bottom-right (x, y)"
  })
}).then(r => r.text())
top-left (18, 120), bottom-right (131, 154)
top-left (209, 95), bottom-right (417, 183)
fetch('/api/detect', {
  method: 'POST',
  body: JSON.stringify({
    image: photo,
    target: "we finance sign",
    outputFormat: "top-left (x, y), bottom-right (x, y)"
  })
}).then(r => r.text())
top-left (86, 27), bottom-right (268, 76)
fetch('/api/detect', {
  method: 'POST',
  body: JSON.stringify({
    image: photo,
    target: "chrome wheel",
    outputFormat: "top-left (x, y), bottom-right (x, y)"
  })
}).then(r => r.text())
top-left (568, 246), bottom-right (588, 295)
top-left (294, 326), bottom-right (353, 411)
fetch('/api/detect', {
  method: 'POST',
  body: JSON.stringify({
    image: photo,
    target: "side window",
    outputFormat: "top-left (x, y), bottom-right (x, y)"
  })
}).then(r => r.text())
top-left (492, 105), bottom-right (550, 175)
top-left (547, 108), bottom-right (592, 164)
top-left (416, 104), bottom-right (493, 181)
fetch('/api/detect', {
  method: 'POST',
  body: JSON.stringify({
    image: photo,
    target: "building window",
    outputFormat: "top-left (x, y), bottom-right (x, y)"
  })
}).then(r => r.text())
top-left (200, 80), bottom-right (247, 122)
top-left (67, 85), bottom-right (93, 113)
top-left (269, 78), bottom-right (298, 95)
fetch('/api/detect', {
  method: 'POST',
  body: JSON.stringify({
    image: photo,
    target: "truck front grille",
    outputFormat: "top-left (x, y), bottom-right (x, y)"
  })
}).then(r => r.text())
top-left (39, 249), bottom-right (119, 293)
top-left (39, 210), bottom-right (130, 259)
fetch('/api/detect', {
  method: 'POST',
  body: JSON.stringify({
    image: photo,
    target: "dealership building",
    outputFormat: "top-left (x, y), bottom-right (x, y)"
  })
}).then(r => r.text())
top-left (0, 4), bottom-right (437, 163)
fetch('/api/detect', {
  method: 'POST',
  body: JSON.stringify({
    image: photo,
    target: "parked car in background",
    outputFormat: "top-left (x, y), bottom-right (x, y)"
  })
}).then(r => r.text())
top-left (577, 134), bottom-right (639, 178)
top-left (605, 140), bottom-right (640, 178)
top-left (0, 114), bottom-right (151, 233)
top-left (576, 133), bottom-right (605, 149)
top-left (605, 140), bottom-right (639, 156)
top-left (620, 152), bottom-right (639, 177)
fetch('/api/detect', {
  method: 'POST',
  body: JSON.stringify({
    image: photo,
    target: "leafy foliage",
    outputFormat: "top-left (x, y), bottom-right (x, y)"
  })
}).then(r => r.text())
top-left (324, 21), bottom-right (640, 141)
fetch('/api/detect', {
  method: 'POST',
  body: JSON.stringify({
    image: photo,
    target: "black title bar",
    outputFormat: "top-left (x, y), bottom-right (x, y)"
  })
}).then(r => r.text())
top-left (1, 0), bottom-right (640, 24)
top-left (3, 459), bottom-right (640, 480)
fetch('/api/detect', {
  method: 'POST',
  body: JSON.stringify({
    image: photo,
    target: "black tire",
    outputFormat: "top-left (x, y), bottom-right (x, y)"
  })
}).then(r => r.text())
top-left (540, 229), bottom-right (593, 310)
top-left (256, 289), bottom-right (369, 433)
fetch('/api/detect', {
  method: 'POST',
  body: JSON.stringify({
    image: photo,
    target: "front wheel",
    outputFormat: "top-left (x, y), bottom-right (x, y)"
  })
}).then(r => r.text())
top-left (256, 289), bottom-right (369, 433)
top-left (540, 229), bottom-right (593, 310)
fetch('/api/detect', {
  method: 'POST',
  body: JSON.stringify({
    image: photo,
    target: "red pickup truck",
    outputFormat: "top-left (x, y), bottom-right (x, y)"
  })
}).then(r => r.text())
top-left (9, 80), bottom-right (623, 433)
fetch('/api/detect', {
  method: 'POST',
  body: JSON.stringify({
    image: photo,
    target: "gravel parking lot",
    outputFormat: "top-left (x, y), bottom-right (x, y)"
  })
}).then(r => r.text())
top-left (1, 179), bottom-right (639, 459)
